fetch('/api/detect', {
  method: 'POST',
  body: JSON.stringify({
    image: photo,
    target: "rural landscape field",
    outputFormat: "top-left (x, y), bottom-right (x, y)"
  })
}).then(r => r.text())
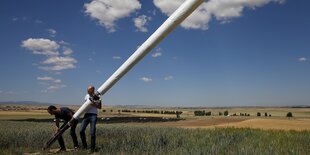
top-left (1, 0), bottom-right (310, 154)
top-left (0, 104), bottom-right (309, 154)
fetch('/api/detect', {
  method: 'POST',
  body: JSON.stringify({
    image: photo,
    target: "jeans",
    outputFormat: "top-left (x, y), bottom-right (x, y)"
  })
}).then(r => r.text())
top-left (79, 113), bottom-right (97, 151)
top-left (58, 121), bottom-right (79, 149)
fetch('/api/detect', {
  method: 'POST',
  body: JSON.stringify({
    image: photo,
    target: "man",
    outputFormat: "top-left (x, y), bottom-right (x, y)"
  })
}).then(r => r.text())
top-left (80, 85), bottom-right (102, 153)
top-left (47, 105), bottom-right (79, 152)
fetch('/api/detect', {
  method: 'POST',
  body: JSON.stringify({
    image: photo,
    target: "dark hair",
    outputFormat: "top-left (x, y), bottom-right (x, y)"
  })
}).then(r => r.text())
top-left (47, 105), bottom-right (57, 111)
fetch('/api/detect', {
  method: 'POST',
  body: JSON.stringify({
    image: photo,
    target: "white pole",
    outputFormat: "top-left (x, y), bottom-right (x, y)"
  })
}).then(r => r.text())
top-left (73, 0), bottom-right (204, 119)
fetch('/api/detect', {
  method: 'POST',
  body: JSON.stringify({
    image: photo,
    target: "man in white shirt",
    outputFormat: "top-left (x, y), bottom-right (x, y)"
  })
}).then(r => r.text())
top-left (79, 85), bottom-right (102, 153)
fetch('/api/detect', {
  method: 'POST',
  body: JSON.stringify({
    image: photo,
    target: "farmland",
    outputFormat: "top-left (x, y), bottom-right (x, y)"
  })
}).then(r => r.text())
top-left (0, 104), bottom-right (310, 154)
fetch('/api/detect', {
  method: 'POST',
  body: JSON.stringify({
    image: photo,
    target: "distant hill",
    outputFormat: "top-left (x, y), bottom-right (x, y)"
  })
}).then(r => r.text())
top-left (0, 101), bottom-right (54, 105)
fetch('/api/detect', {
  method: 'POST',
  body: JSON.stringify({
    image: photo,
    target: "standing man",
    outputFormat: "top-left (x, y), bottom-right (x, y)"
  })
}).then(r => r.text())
top-left (47, 105), bottom-right (79, 152)
top-left (80, 85), bottom-right (102, 153)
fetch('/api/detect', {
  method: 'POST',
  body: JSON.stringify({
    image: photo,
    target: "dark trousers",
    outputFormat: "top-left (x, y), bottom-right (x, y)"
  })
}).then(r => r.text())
top-left (58, 121), bottom-right (79, 149)
top-left (79, 113), bottom-right (97, 151)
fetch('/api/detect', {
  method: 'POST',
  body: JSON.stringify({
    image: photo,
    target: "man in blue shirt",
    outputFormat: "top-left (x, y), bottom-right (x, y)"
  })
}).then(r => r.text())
top-left (47, 105), bottom-right (79, 152)
top-left (79, 85), bottom-right (102, 153)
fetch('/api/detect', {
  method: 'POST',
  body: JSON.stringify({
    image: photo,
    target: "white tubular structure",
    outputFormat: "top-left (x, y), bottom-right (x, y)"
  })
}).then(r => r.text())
top-left (73, 0), bottom-right (203, 119)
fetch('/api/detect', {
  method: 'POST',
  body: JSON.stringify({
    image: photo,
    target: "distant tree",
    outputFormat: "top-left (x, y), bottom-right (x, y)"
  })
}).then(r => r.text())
top-left (118, 110), bottom-right (121, 114)
top-left (206, 111), bottom-right (212, 116)
top-left (286, 112), bottom-right (293, 117)
top-left (194, 110), bottom-right (206, 116)
top-left (102, 110), bottom-right (106, 112)
top-left (257, 112), bottom-right (261, 117)
top-left (224, 110), bottom-right (229, 116)
top-left (269, 114), bottom-right (271, 117)
top-left (110, 110), bottom-right (113, 112)
top-left (176, 111), bottom-right (182, 118)
top-left (219, 112), bottom-right (223, 116)
top-left (265, 112), bottom-right (268, 117)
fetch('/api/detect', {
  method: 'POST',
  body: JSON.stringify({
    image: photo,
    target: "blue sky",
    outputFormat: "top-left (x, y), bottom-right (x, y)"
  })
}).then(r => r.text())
top-left (0, 0), bottom-right (309, 107)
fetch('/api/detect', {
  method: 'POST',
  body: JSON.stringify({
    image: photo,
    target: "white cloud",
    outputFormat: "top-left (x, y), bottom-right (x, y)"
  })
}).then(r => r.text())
top-left (152, 48), bottom-right (162, 58)
top-left (164, 75), bottom-right (174, 81)
top-left (59, 40), bottom-right (70, 45)
top-left (63, 47), bottom-right (73, 55)
top-left (140, 77), bottom-right (152, 82)
top-left (112, 56), bottom-right (122, 60)
top-left (84, 0), bottom-right (141, 32)
top-left (40, 56), bottom-right (77, 71)
top-left (152, 52), bottom-right (162, 58)
top-left (37, 76), bottom-right (65, 92)
top-left (153, 0), bottom-right (285, 30)
top-left (133, 15), bottom-right (151, 32)
top-left (47, 28), bottom-right (57, 37)
top-left (47, 84), bottom-right (67, 90)
top-left (21, 38), bottom-right (60, 56)
top-left (298, 57), bottom-right (307, 62)
top-left (37, 76), bottom-right (62, 83)
top-left (21, 38), bottom-right (77, 72)
top-left (37, 76), bottom-right (54, 81)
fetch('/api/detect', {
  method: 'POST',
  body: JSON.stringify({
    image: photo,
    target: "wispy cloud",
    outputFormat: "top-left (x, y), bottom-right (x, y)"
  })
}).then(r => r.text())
top-left (140, 77), bottom-right (152, 82)
top-left (154, 0), bottom-right (285, 30)
top-left (112, 56), bottom-right (122, 60)
top-left (133, 15), bottom-right (151, 32)
top-left (37, 76), bottom-right (65, 92)
top-left (298, 57), bottom-right (307, 62)
top-left (152, 48), bottom-right (162, 58)
top-left (164, 75), bottom-right (174, 81)
top-left (35, 19), bottom-right (43, 24)
top-left (47, 28), bottom-right (57, 37)
top-left (84, 0), bottom-right (141, 32)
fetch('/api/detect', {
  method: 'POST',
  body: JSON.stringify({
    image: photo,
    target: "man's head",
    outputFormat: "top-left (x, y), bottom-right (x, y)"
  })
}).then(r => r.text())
top-left (47, 105), bottom-right (58, 115)
top-left (87, 85), bottom-right (95, 96)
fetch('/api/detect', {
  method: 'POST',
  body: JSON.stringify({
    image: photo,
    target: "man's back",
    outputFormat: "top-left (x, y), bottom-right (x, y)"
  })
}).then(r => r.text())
top-left (55, 107), bottom-right (74, 122)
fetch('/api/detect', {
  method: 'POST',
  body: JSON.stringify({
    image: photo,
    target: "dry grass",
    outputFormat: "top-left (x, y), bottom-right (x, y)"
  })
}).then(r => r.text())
top-left (214, 118), bottom-right (310, 131)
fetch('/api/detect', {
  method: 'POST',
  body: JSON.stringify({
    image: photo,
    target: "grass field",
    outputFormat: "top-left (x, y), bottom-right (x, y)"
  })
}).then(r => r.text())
top-left (0, 121), bottom-right (310, 155)
top-left (0, 105), bottom-right (310, 154)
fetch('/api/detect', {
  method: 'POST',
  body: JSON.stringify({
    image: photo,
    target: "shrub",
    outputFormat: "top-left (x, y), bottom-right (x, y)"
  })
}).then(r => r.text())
top-left (219, 112), bottom-right (223, 116)
top-left (265, 112), bottom-right (268, 117)
top-left (257, 112), bottom-right (261, 117)
top-left (286, 112), bottom-right (293, 117)
top-left (194, 110), bottom-right (205, 116)
top-left (224, 110), bottom-right (229, 116)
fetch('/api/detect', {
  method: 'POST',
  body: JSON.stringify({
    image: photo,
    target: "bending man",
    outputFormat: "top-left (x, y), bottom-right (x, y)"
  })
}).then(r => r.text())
top-left (47, 105), bottom-right (79, 152)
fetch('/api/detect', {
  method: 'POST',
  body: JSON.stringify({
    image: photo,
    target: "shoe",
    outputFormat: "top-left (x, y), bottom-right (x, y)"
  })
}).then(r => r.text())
top-left (74, 146), bottom-right (79, 151)
top-left (56, 148), bottom-right (66, 153)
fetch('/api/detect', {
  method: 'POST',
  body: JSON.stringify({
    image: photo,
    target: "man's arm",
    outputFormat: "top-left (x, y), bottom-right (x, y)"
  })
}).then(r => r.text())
top-left (55, 118), bottom-right (60, 133)
top-left (90, 100), bottom-right (102, 109)
top-left (55, 118), bottom-right (60, 128)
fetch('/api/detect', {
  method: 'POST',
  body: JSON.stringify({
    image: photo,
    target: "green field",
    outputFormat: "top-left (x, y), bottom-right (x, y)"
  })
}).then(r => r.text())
top-left (0, 120), bottom-right (309, 155)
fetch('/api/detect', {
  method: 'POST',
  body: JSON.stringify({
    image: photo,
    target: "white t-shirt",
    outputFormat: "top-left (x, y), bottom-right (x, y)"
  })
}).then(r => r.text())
top-left (84, 94), bottom-right (101, 114)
